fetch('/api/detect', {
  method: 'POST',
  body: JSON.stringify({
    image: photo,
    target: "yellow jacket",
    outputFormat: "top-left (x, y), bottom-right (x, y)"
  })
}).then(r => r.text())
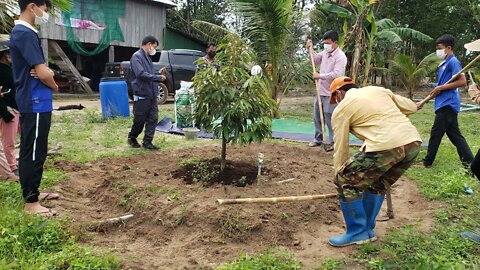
top-left (332, 86), bottom-right (422, 173)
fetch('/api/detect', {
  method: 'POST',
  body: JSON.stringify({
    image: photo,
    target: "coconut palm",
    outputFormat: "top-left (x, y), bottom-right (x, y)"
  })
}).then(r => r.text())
top-left (1, 0), bottom-right (72, 31)
top-left (389, 53), bottom-right (440, 99)
top-left (231, 0), bottom-right (298, 104)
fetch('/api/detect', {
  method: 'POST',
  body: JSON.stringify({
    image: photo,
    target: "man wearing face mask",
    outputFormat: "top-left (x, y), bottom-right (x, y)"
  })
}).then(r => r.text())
top-left (306, 31), bottom-right (347, 149)
top-left (419, 34), bottom-right (473, 168)
top-left (10, 0), bottom-right (60, 217)
top-left (128, 35), bottom-right (166, 150)
top-left (203, 43), bottom-right (216, 63)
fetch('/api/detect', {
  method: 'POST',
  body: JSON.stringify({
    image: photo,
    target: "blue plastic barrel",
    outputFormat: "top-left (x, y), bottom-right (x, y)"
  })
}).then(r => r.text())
top-left (99, 79), bottom-right (130, 119)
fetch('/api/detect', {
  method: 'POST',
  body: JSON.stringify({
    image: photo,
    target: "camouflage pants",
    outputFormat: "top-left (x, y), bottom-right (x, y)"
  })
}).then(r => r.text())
top-left (335, 141), bottom-right (421, 201)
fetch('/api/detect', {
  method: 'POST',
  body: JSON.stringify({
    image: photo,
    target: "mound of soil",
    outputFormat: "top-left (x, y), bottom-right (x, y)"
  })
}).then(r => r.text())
top-left (172, 158), bottom-right (268, 186)
top-left (44, 143), bottom-right (437, 270)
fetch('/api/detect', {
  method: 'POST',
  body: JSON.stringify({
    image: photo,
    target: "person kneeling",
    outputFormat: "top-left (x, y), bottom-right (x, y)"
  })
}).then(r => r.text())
top-left (328, 76), bottom-right (422, 247)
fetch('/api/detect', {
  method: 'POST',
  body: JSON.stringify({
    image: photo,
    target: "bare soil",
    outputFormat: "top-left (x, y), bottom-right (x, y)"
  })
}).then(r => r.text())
top-left (45, 142), bottom-right (437, 270)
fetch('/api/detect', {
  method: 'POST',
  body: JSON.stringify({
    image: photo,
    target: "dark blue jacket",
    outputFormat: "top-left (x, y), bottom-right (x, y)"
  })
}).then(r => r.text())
top-left (130, 48), bottom-right (161, 99)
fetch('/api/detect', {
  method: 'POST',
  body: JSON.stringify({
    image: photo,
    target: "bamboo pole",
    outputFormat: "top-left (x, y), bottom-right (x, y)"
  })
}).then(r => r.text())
top-left (217, 193), bottom-right (337, 205)
top-left (308, 46), bottom-right (328, 151)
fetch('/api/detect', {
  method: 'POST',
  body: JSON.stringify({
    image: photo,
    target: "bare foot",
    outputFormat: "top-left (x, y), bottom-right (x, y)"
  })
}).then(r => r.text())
top-left (24, 202), bottom-right (57, 217)
top-left (6, 174), bottom-right (19, 182)
top-left (39, 193), bottom-right (60, 201)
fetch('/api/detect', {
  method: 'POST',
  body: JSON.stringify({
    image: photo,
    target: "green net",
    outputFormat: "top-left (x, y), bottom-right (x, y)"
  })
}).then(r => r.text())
top-left (62, 0), bottom-right (125, 56)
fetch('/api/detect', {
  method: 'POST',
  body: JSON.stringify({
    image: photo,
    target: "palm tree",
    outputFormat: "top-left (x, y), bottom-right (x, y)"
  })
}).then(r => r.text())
top-left (231, 0), bottom-right (298, 104)
top-left (389, 53), bottom-right (440, 99)
top-left (1, 0), bottom-right (72, 31)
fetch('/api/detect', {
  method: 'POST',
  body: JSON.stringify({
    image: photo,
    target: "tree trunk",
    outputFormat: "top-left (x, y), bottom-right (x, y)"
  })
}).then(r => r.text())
top-left (350, 30), bottom-right (363, 82)
top-left (221, 135), bottom-right (227, 171)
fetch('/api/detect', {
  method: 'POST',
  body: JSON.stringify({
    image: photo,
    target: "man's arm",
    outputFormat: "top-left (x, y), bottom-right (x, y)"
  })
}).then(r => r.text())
top-left (387, 88), bottom-right (417, 116)
top-left (332, 112), bottom-right (351, 173)
top-left (319, 54), bottom-right (347, 81)
top-left (131, 54), bottom-right (163, 82)
top-left (306, 39), bottom-right (322, 65)
top-left (33, 64), bottom-right (58, 91)
top-left (430, 74), bottom-right (467, 97)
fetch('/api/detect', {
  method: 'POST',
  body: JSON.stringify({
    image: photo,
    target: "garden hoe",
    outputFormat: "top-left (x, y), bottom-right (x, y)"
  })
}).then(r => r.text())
top-left (417, 38), bottom-right (480, 108)
top-left (308, 45), bottom-right (332, 152)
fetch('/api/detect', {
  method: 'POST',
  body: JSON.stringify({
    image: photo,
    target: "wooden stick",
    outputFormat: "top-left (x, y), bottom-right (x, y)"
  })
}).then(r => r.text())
top-left (417, 54), bottom-right (480, 108)
top-left (385, 188), bottom-right (394, 219)
top-left (86, 214), bottom-right (134, 232)
top-left (217, 193), bottom-right (337, 205)
top-left (308, 46), bottom-right (328, 149)
top-left (276, 178), bottom-right (295, 184)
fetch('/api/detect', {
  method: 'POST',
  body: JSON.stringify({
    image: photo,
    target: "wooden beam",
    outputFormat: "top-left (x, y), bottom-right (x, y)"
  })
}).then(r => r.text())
top-left (41, 39), bottom-right (49, 67)
top-left (49, 40), bottom-right (93, 94)
top-left (109, 45), bottom-right (115, 63)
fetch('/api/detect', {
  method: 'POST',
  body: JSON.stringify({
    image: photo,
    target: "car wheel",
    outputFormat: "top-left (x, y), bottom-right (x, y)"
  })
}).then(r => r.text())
top-left (157, 82), bottom-right (168, 104)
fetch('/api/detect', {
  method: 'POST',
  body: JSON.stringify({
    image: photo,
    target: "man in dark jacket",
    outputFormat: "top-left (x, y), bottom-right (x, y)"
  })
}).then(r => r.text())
top-left (127, 36), bottom-right (165, 150)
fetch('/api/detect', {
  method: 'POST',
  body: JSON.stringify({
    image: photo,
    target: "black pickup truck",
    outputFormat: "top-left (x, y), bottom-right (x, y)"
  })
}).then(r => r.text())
top-left (103, 49), bottom-right (205, 104)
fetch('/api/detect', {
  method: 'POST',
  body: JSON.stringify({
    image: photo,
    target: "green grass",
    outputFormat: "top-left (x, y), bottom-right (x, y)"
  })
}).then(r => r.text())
top-left (48, 107), bottom-right (211, 163)
top-left (216, 249), bottom-right (302, 270)
top-left (0, 180), bottom-right (120, 269)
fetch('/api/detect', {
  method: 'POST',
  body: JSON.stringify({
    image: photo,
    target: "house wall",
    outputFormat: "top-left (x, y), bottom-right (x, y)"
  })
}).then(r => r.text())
top-left (39, 0), bottom-right (167, 49)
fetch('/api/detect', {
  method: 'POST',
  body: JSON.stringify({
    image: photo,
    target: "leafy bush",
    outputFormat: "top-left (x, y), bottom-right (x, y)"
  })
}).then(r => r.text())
top-left (193, 34), bottom-right (276, 170)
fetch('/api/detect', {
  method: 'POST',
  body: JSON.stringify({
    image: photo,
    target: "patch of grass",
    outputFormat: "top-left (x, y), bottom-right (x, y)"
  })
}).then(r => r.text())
top-left (0, 181), bottom-right (120, 269)
top-left (49, 108), bottom-right (213, 164)
top-left (312, 257), bottom-right (344, 270)
top-left (216, 249), bottom-right (301, 270)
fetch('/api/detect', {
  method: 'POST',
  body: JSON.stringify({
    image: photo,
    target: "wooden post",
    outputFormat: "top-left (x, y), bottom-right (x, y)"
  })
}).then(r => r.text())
top-left (41, 38), bottom-right (49, 66)
top-left (109, 45), bottom-right (115, 63)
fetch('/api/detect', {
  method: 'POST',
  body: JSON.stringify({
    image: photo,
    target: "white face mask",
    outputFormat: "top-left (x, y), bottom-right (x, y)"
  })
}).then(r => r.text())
top-left (149, 48), bottom-right (157, 56)
top-left (436, 49), bottom-right (446, 59)
top-left (323, 43), bottom-right (333, 52)
top-left (34, 6), bottom-right (50, 25)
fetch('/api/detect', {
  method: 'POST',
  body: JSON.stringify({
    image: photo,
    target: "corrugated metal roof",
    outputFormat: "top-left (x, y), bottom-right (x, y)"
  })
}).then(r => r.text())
top-left (151, 0), bottom-right (177, 7)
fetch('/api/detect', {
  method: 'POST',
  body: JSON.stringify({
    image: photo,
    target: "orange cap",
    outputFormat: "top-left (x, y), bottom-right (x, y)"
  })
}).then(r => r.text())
top-left (329, 76), bottom-right (355, 104)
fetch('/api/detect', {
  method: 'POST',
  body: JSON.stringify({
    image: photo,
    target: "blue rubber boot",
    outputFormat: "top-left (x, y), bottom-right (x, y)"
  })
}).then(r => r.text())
top-left (363, 192), bottom-right (385, 242)
top-left (328, 199), bottom-right (370, 247)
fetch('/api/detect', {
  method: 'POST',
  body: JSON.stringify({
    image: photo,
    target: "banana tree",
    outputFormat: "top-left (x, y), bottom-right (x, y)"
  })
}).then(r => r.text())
top-left (389, 53), bottom-right (440, 99)
top-left (318, 0), bottom-right (380, 81)
top-left (363, 18), bottom-right (433, 85)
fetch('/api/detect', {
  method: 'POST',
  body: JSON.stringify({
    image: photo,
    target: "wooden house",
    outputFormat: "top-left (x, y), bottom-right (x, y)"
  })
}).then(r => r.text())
top-left (39, 0), bottom-right (177, 93)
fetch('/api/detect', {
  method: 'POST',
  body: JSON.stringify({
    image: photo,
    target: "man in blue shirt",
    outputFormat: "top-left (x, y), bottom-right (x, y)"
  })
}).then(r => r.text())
top-left (10, 0), bottom-right (59, 217)
top-left (127, 36), bottom-right (166, 150)
top-left (422, 34), bottom-right (473, 168)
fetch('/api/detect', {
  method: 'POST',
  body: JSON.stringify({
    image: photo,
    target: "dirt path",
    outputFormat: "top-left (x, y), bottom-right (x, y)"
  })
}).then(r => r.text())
top-left (44, 142), bottom-right (436, 270)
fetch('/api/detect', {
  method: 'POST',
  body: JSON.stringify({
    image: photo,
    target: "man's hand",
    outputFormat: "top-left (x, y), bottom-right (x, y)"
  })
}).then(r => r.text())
top-left (313, 72), bottom-right (321, 80)
top-left (30, 69), bottom-right (39, 79)
top-left (306, 39), bottom-right (313, 49)
top-left (160, 75), bottom-right (166, 81)
top-left (416, 102), bottom-right (424, 111)
top-left (160, 66), bottom-right (167, 75)
top-left (429, 86), bottom-right (443, 97)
